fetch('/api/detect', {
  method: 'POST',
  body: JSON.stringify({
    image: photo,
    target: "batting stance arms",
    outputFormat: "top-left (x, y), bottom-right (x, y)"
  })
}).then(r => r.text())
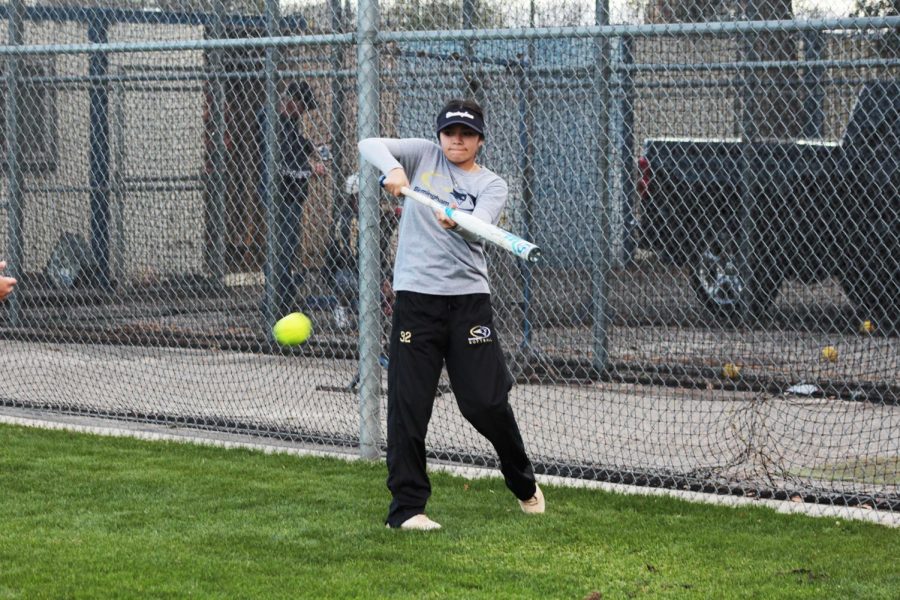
top-left (0, 261), bottom-right (16, 302)
top-left (358, 137), bottom-right (507, 295)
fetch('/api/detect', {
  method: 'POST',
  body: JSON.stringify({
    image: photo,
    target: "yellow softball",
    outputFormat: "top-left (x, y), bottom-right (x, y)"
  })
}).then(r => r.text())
top-left (722, 362), bottom-right (741, 379)
top-left (821, 346), bottom-right (838, 362)
top-left (273, 312), bottom-right (313, 346)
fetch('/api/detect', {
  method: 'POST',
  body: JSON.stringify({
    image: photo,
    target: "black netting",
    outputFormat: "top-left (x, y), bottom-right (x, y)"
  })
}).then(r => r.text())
top-left (1, 0), bottom-right (898, 515)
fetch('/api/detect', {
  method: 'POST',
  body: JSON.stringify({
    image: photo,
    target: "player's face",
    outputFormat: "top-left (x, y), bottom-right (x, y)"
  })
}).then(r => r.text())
top-left (439, 125), bottom-right (483, 170)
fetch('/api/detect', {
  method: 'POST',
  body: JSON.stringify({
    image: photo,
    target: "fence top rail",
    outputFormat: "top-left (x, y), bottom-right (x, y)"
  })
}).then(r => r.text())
top-left (0, 16), bottom-right (896, 56)
top-left (379, 16), bottom-right (900, 42)
top-left (0, 4), bottom-right (309, 31)
top-left (0, 32), bottom-right (355, 55)
top-left (624, 57), bottom-right (900, 72)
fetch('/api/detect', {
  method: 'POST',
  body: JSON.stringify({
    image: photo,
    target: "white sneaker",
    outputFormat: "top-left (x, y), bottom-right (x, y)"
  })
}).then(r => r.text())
top-left (388, 514), bottom-right (442, 531)
top-left (518, 484), bottom-right (545, 514)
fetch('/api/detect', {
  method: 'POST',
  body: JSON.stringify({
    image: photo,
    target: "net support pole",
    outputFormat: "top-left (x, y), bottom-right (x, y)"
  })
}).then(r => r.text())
top-left (88, 13), bottom-right (111, 289)
top-left (591, 0), bottom-right (612, 374)
top-left (329, 0), bottom-right (347, 224)
top-left (802, 29), bottom-right (825, 140)
top-left (261, 0), bottom-right (282, 329)
top-left (618, 34), bottom-right (636, 267)
top-left (738, 1), bottom-right (761, 323)
top-left (515, 57), bottom-right (536, 351)
top-left (111, 68), bottom-right (125, 286)
top-left (356, 0), bottom-right (382, 460)
top-left (462, 0), bottom-right (478, 98)
top-left (206, 0), bottom-right (228, 288)
top-left (4, 0), bottom-right (24, 325)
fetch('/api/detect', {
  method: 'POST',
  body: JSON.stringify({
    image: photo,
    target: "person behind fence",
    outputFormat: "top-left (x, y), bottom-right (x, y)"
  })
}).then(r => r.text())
top-left (324, 173), bottom-right (361, 329)
top-left (359, 98), bottom-right (545, 532)
top-left (0, 260), bottom-right (16, 302)
top-left (258, 81), bottom-right (326, 318)
top-left (324, 172), bottom-right (401, 329)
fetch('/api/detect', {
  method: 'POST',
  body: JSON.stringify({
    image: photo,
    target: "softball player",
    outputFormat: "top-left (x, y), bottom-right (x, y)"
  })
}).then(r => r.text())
top-left (359, 99), bottom-right (545, 531)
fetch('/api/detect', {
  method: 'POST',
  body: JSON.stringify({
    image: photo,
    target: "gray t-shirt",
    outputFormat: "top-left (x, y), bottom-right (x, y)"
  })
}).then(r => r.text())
top-left (359, 138), bottom-right (508, 296)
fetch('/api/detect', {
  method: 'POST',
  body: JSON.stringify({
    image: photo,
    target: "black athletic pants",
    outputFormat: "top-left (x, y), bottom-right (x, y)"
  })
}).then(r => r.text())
top-left (385, 291), bottom-right (536, 527)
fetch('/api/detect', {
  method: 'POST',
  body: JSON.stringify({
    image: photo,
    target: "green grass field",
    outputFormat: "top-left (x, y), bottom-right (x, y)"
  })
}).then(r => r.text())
top-left (0, 424), bottom-right (897, 599)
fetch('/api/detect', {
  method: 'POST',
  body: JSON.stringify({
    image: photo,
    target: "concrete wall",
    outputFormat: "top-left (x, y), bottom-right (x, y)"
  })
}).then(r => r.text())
top-left (1, 18), bottom-right (204, 282)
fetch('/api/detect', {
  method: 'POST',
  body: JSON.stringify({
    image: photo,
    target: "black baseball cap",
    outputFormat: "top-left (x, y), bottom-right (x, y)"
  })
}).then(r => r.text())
top-left (286, 81), bottom-right (318, 111)
top-left (436, 100), bottom-right (485, 137)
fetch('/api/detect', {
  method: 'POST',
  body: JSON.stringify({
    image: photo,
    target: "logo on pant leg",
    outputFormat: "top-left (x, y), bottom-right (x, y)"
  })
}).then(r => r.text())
top-left (468, 325), bottom-right (492, 345)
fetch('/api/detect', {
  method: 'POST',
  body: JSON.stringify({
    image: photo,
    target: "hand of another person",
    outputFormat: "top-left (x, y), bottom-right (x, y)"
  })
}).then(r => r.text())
top-left (0, 261), bottom-right (17, 302)
top-left (312, 161), bottom-right (326, 177)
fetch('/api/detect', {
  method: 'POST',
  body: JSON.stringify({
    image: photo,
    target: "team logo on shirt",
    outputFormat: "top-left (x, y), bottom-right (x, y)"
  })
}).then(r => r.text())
top-left (420, 171), bottom-right (453, 195)
top-left (450, 189), bottom-right (477, 209)
top-left (468, 326), bottom-right (492, 345)
top-left (418, 172), bottom-right (477, 210)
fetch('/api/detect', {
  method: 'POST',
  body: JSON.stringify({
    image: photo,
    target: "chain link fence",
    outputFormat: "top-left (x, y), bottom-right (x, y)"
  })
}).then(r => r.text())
top-left (1, 0), bottom-right (898, 516)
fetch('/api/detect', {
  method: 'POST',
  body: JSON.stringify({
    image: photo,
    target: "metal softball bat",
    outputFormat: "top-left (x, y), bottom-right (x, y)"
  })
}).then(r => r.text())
top-left (379, 176), bottom-right (542, 263)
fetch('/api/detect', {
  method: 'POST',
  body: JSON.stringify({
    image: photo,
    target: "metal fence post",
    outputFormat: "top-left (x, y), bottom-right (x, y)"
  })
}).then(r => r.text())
top-left (591, 0), bottom-right (612, 374)
top-left (357, 0), bottom-right (382, 460)
top-left (4, 0), bottom-right (24, 325)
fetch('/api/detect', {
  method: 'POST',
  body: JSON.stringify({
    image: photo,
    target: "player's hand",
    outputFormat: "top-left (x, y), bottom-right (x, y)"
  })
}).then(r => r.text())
top-left (382, 168), bottom-right (409, 197)
top-left (435, 203), bottom-right (459, 230)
